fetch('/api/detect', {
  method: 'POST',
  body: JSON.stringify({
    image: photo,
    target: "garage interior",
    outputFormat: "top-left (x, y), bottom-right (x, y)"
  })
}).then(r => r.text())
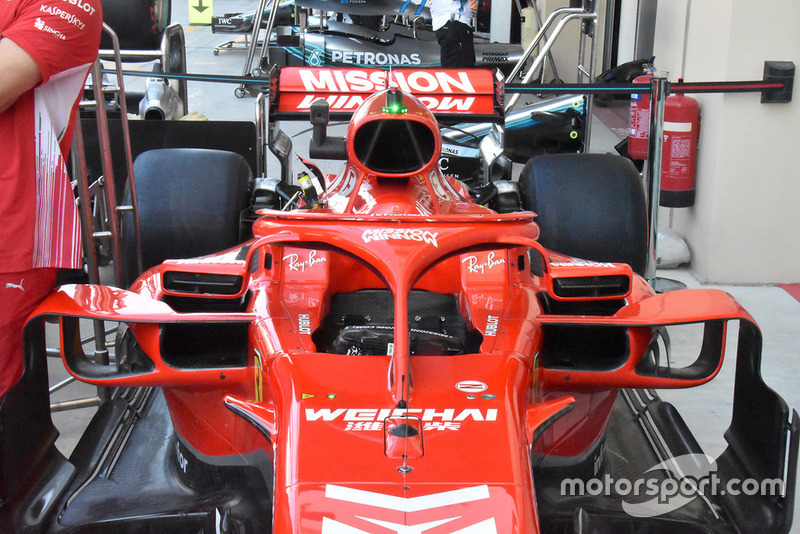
top-left (36, 0), bottom-right (799, 531)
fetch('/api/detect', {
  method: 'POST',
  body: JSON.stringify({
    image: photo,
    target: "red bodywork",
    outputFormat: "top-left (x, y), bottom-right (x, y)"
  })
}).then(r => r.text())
top-left (32, 73), bottom-right (755, 533)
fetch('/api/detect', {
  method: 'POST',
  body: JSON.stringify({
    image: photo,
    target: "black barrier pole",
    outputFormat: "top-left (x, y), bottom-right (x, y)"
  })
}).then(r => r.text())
top-left (504, 79), bottom-right (789, 98)
top-left (104, 70), bottom-right (792, 100)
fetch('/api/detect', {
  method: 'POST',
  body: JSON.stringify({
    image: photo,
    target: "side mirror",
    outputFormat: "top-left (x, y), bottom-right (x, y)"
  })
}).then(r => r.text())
top-left (309, 99), bottom-right (346, 159)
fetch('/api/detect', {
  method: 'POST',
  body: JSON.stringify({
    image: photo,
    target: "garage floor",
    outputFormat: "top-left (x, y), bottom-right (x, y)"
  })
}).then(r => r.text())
top-left (47, 1), bottom-right (800, 531)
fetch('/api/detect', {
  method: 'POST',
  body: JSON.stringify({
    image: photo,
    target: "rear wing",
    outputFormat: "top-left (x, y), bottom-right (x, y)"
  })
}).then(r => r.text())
top-left (269, 67), bottom-right (504, 124)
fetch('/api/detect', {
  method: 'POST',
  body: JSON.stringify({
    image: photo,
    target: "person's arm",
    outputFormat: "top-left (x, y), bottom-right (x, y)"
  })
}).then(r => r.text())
top-left (0, 35), bottom-right (43, 114)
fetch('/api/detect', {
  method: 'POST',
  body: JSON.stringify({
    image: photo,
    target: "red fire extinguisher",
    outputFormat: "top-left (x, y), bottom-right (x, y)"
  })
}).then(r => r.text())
top-left (628, 73), bottom-right (652, 160)
top-left (628, 77), bottom-right (700, 207)
top-left (660, 90), bottom-right (700, 207)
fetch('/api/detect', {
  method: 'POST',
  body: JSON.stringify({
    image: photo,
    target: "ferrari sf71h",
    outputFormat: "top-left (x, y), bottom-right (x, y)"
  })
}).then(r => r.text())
top-left (0, 67), bottom-right (796, 533)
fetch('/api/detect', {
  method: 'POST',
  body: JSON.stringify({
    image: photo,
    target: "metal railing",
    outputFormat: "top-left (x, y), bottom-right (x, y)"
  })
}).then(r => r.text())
top-left (52, 23), bottom-right (145, 412)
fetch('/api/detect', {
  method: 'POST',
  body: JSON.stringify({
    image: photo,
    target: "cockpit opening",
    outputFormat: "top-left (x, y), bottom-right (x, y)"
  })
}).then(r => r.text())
top-left (312, 289), bottom-right (483, 356)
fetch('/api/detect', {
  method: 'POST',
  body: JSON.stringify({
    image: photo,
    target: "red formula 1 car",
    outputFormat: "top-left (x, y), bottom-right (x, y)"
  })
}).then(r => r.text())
top-left (1, 68), bottom-right (797, 533)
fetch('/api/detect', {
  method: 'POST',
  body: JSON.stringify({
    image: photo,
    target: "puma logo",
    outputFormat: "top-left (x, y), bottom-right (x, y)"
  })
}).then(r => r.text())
top-left (5, 279), bottom-right (24, 292)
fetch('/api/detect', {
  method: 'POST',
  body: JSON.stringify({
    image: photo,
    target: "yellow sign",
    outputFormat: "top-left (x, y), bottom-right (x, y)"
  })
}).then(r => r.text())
top-left (302, 393), bottom-right (316, 400)
top-left (188, 0), bottom-right (213, 25)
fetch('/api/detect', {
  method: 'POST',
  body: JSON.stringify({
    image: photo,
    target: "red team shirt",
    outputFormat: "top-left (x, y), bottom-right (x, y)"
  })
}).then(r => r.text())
top-left (1, 0), bottom-right (103, 272)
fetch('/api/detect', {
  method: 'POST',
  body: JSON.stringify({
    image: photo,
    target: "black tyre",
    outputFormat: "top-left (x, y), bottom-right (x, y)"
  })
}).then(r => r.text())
top-left (100, 0), bottom-right (171, 50)
top-left (519, 153), bottom-right (648, 275)
top-left (121, 148), bottom-right (252, 286)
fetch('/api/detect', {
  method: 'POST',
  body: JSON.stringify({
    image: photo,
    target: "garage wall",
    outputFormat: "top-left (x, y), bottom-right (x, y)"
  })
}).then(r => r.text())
top-left (534, 0), bottom-right (798, 283)
top-left (653, 0), bottom-right (800, 284)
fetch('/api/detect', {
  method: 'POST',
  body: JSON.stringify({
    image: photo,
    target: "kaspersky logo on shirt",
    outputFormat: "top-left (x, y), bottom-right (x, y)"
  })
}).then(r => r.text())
top-left (40, 4), bottom-right (88, 29)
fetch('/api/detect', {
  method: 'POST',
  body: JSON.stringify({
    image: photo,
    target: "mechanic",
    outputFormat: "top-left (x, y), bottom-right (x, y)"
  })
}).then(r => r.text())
top-left (0, 0), bottom-right (103, 399)
top-left (430, 0), bottom-right (476, 68)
